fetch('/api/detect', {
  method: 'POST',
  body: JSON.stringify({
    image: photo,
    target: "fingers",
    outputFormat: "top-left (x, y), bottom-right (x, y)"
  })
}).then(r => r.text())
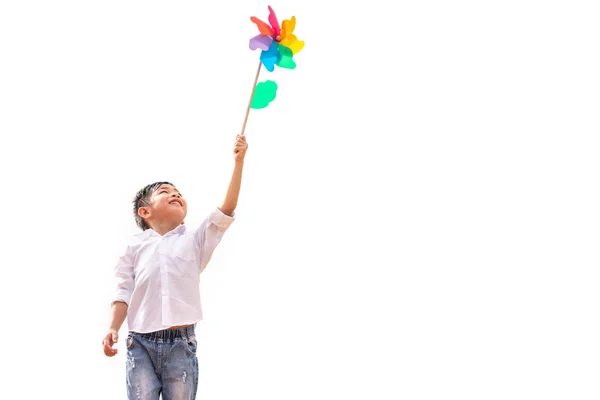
top-left (104, 345), bottom-right (118, 356)
top-left (102, 333), bottom-right (118, 357)
top-left (235, 135), bottom-right (248, 149)
top-left (234, 134), bottom-right (248, 161)
top-left (235, 135), bottom-right (247, 145)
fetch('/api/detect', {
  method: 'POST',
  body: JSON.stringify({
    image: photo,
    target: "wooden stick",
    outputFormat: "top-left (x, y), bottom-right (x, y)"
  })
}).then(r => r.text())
top-left (240, 60), bottom-right (263, 136)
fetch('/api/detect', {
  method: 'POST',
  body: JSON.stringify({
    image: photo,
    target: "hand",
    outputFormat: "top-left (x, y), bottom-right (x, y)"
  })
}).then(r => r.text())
top-left (234, 134), bottom-right (248, 162)
top-left (102, 329), bottom-right (119, 357)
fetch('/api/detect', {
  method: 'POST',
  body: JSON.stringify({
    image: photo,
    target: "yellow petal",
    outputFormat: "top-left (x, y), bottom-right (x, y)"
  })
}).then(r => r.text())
top-left (281, 34), bottom-right (304, 54)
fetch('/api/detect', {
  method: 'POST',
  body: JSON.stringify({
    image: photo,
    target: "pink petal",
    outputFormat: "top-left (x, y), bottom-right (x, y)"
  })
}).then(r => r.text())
top-left (268, 6), bottom-right (281, 36)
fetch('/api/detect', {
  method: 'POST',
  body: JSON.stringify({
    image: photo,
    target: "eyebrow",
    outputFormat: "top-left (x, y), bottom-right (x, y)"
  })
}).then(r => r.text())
top-left (157, 186), bottom-right (180, 194)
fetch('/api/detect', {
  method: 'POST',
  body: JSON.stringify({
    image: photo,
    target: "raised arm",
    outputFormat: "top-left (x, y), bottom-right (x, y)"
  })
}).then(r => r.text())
top-left (219, 134), bottom-right (248, 216)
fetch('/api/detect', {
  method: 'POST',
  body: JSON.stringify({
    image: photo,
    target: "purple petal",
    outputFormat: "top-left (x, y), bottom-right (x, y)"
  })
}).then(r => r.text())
top-left (249, 34), bottom-right (273, 51)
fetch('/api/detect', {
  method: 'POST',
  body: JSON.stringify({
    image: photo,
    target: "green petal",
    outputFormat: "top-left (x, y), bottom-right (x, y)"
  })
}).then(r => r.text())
top-left (276, 44), bottom-right (296, 69)
top-left (250, 80), bottom-right (278, 109)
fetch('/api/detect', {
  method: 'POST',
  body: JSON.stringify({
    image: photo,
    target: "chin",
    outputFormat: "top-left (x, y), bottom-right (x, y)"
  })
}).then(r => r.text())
top-left (168, 210), bottom-right (186, 224)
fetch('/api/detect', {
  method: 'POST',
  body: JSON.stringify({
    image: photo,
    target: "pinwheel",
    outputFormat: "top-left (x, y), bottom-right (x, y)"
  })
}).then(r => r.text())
top-left (240, 6), bottom-right (304, 134)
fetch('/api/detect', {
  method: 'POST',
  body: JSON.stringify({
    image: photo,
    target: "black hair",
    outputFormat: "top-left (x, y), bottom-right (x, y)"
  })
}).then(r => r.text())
top-left (133, 181), bottom-right (175, 230)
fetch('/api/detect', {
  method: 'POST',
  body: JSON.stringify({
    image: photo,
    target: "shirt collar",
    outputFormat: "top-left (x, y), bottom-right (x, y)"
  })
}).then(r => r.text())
top-left (134, 224), bottom-right (187, 239)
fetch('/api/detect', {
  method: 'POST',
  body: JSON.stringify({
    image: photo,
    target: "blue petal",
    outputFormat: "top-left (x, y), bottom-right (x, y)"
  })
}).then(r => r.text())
top-left (260, 41), bottom-right (281, 72)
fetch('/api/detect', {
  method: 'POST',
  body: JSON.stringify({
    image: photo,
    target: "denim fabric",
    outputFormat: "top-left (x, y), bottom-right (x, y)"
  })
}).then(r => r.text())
top-left (125, 325), bottom-right (198, 400)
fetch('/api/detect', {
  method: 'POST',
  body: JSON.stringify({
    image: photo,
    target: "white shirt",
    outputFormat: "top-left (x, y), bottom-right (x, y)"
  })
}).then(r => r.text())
top-left (113, 208), bottom-right (235, 333)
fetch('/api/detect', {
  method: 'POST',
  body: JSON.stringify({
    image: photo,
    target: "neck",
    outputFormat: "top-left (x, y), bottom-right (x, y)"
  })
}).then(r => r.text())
top-left (149, 220), bottom-right (181, 236)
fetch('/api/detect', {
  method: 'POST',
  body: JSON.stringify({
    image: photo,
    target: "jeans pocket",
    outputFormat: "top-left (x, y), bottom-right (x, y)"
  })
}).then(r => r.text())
top-left (126, 333), bottom-right (135, 350)
top-left (184, 336), bottom-right (197, 355)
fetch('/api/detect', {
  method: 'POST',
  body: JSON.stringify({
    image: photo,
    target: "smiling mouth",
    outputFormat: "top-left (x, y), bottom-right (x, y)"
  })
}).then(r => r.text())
top-left (169, 200), bottom-right (183, 206)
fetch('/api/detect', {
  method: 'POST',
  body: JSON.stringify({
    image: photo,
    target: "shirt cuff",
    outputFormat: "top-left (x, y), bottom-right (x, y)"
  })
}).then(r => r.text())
top-left (211, 207), bottom-right (235, 229)
top-left (111, 295), bottom-right (130, 308)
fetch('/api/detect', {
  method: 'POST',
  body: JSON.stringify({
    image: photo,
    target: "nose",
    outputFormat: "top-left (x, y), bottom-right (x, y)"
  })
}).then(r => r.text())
top-left (171, 192), bottom-right (181, 198)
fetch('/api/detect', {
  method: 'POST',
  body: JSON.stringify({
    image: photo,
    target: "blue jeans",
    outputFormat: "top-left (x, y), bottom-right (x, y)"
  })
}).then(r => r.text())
top-left (125, 325), bottom-right (198, 400)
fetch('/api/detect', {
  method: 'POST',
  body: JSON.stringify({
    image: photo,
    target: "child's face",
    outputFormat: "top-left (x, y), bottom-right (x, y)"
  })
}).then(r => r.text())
top-left (146, 183), bottom-right (187, 225)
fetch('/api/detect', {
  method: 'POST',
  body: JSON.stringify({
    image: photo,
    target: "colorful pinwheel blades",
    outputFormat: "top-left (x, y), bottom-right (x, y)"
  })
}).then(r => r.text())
top-left (247, 5), bottom-right (304, 109)
top-left (249, 6), bottom-right (304, 71)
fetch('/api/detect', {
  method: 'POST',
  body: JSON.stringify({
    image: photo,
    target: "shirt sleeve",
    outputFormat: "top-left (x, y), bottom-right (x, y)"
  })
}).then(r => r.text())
top-left (112, 245), bottom-right (135, 307)
top-left (194, 207), bottom-right (235, 273)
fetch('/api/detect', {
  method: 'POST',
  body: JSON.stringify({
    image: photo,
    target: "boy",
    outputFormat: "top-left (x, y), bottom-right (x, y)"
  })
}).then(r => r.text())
top-left (102, 134), bottom-right (248, 400)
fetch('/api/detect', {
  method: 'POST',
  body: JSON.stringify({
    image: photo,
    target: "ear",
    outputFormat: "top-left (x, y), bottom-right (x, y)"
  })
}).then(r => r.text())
top-left (138, 207), bottom-right (151, 219)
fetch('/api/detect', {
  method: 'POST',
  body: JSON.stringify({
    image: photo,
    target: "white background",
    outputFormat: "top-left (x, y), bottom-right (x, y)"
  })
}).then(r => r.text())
top-left (1, 1), bottom-right (598, 399)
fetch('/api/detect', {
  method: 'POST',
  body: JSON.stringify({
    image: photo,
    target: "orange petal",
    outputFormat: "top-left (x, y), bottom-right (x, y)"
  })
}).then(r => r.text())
top-left (250, 16), bottom-right (273, 36)
top-left (281, 16), bottom-right (296, 40)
